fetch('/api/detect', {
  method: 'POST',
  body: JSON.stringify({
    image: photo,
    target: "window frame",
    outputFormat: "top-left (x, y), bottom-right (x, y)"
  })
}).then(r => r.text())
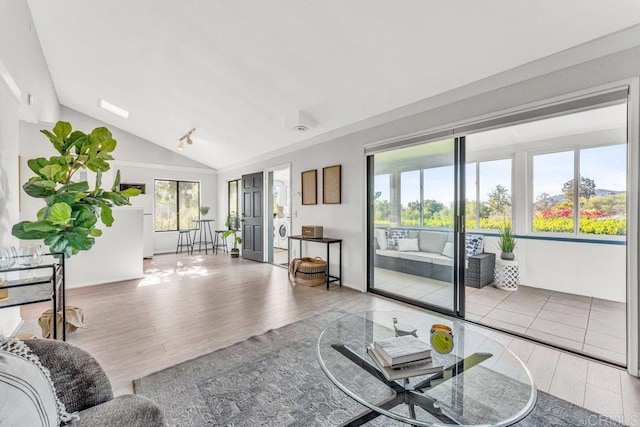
top-left (154, 179), bottom-right (201, 232)
top-left (464, 155), bottom-right (515, 231)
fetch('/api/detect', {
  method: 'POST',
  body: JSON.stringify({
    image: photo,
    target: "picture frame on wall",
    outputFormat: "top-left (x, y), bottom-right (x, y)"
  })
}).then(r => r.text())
top-left (323, 164), bottom-right (341, 204)
top-left (301, 169), bottom-right (317, 205)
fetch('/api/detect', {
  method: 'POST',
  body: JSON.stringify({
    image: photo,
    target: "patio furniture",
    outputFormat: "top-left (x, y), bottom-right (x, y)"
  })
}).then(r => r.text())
top-left (176, 229), bottom-right (194, 254)
top-left (495, 259), bottom-right (520, 291)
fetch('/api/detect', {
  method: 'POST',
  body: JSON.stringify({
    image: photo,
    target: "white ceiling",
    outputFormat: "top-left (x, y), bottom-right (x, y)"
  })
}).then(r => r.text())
top-left (26, 1), bottom-right (640, 170)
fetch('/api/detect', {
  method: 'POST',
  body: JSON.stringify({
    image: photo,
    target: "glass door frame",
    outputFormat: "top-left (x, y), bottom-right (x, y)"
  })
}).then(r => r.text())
top-left (366, 136), bottom-right (467, 318)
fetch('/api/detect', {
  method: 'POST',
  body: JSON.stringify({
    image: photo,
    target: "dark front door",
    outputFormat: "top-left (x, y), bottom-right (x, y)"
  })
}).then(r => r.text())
top-left (241, 172), bottom-right (263, 262)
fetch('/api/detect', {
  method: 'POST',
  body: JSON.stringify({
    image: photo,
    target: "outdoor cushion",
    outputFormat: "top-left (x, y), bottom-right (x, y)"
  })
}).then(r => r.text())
top-left (397, 238), bottom-right (419, 252)
top-left (387, 229), bottom-right (409, 250)
top-left (430, 254), bottom-right (454, 266)
top-left (375, 230), bottom-right (388, 250)
top-left (376, 249), bottom-right (402, 258)
top-left (441, 242), bottom-right (454, 258)
top-left (399, 251), bottom-right (436, 263)
top-left (418, 231), bottom-right (448, 253)
top-left (465, 234), bottom-right (484, 257)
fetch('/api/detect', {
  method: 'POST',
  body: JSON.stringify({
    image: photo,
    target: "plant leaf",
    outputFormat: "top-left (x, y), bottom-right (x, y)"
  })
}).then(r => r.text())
top-left (48, 202), bottom-right (72, 225)
top-left (75, 208), bottom-right (98, 229)
top-left (11, 221), bottom-right (51, 240)
top-left (89, 228), bottom-right (102, 237)
top-left (100, 203), bottom-right (114, 227)
top-left (111, 170), bottom-right (121, 192)
top-left (23, 179), bottom-right (56, 198)
top-left (40, 129), bottom-right (64, 154)
top-left (59, 181), bottom-right (90, 193)
top-left (120, 188), bottom-right (141, 198)
top-left (53, 121), bottom-right (72, 140)
top-left (24, 221), bottom-right (59, 233)
top-left (27, 158), bottom-right (50, 178)
top-left (40, 164), bottom-right (65, 182)
top-left (66, 232), bottom-right (95, 251)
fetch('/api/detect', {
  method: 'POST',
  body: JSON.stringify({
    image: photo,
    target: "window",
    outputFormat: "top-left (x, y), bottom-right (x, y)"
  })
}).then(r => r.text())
top-left (532, 144), bottom-right (626, 235)
top-left (373, 174), bottom-right (390, 226)
top-left (465, 158), bottom-right (512, 229)
top-left (423, 165), bottom-right (454, 227)
top-left (400, 170), bottom-right (420, 226)
top-left (154, 180), bottom-right (200, 231)
top-left (228, 180), bottom-right (240, 230)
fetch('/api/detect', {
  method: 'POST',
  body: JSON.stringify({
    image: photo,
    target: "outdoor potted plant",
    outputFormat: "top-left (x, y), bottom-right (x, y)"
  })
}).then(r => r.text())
top-left (497, 224), bottom-right (517, 260)
top-left (12, 121), bottom-right (141, 257)
top-left (222, 214), bottom-right (242, 258)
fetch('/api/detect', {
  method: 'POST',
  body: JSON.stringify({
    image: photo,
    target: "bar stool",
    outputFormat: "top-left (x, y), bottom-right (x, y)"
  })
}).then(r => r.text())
top-left (213, 230), bottom-right (228, 254)
top-left (176, 229), bottom-right (194, 254)
top-left (191, 219), bottom-right (215, 254)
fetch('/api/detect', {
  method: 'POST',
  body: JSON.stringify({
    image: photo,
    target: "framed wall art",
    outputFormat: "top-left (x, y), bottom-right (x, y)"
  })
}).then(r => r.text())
top-left (301, 169), bottom-right (317, 205)
top-left (323, 164), bottom-right (341, 204)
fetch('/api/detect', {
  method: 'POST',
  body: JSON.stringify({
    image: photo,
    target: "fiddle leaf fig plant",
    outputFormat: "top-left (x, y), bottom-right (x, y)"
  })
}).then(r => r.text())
top-left (12, 121), bottom-right (141, 257)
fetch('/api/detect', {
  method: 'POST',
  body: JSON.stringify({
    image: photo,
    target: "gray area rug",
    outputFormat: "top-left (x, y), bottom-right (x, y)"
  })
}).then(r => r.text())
top-left (134, 310), bottom-right (625, 426)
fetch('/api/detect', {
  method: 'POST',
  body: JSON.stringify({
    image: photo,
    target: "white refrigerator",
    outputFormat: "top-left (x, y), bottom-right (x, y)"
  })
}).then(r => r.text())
top-left (130, 193), bottom-right (154, 258)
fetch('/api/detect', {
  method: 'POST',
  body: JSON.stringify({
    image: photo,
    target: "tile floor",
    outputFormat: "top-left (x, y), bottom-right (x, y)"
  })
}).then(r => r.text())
top-left (374, 268), bottom-right (627, 365)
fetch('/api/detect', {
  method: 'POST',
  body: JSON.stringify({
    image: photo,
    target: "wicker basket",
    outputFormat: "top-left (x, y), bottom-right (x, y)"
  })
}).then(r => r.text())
top-left (289, 257), bottom-right (327, 287)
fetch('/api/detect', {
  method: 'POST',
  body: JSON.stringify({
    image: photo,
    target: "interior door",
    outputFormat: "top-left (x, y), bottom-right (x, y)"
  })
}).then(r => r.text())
top-left (241, 172), bottom-right (264, 262)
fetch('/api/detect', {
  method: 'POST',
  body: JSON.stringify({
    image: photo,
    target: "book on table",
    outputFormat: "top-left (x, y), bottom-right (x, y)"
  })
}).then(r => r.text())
top-left (373, 335), bottom-right (432, 367)
top-left (367, 345), bottom-right (443, 381)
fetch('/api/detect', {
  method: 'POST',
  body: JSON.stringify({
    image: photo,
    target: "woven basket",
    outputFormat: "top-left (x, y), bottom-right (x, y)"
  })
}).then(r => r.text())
top-left (290, 257), bottom-right (327, 287)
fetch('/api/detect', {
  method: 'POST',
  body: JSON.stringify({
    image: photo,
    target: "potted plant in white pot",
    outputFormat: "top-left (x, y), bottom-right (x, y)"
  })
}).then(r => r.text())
top-left (222, 214), bottom-right (242, 258)
top-left (497, 224), bottom-right (517, 260)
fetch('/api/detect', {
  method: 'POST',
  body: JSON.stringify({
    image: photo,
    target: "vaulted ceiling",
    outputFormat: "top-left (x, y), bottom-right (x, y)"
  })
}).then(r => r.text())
top-left (26, 1), bottom-right (640, 170)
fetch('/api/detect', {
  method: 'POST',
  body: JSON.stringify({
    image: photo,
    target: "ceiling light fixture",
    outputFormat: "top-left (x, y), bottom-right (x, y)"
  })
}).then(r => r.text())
top-left (98, 98), bottom-right (130, 119)
top-left (177, 128), bottom-right (196, 151)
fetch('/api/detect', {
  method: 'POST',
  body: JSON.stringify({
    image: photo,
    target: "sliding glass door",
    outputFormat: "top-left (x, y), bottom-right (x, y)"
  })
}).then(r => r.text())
top-left (368, 138), bottom-right (465, 315)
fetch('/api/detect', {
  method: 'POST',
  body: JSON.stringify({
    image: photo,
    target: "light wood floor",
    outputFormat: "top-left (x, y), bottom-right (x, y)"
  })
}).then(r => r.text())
top-left (18, 253), bottom-right (640, 425)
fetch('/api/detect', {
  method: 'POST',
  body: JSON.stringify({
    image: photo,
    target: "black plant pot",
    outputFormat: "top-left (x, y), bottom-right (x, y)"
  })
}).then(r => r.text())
top-left (230, 249), bottom-right (240, 258)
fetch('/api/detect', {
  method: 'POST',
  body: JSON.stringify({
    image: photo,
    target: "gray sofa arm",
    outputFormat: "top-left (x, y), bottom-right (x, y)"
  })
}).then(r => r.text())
top-left (71, 395), bottom-right (165, 427)
top-left (25, 339), bottom-right (113, 413)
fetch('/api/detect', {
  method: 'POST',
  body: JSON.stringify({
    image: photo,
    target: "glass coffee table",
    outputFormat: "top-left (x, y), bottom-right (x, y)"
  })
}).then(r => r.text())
top-left (317, 311), bottom-right (537, 426)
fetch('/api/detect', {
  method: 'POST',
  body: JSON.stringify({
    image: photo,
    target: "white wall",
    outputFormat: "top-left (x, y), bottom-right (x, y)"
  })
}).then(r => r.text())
top-left (0, 0), bottom-right (59, 123)
top-left (0, 69), bottom-right (22, 334)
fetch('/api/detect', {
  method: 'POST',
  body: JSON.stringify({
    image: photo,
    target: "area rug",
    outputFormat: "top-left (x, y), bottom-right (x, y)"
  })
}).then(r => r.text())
top-left (134, 310), bottom-right (625, 426)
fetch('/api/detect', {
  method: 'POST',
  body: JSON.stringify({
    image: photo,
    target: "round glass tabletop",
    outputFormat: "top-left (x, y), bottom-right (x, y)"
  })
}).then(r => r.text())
top-left (317, 311), bottom-right (537, 427)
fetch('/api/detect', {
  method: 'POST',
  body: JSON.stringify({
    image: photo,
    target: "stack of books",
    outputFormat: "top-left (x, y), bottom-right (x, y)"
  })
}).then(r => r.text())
top-left (367, 335), bottom-right (443, 381)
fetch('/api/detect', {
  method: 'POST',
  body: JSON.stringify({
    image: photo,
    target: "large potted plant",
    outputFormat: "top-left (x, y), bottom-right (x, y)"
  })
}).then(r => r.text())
top-left (497, 224), bottom-right (517, 260)
top-left (12, 121), bottom-right (141, 257)
top-left (222, 214), bottom-right (242, 258)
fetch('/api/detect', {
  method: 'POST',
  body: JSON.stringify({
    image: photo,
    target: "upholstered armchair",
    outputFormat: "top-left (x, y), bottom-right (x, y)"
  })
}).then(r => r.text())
top-left (24, 339), bottom-right (165, 427)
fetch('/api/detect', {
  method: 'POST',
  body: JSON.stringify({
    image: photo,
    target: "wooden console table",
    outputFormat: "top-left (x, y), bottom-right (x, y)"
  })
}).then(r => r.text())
top-left (288, 235), bottom-right (342, 290)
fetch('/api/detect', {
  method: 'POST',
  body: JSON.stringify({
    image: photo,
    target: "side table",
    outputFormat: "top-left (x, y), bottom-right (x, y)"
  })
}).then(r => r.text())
top-left (494, 259), bottom-right (519, 291)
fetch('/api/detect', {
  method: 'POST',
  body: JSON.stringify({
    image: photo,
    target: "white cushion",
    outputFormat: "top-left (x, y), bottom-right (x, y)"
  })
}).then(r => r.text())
top-left (376, 249), bottom-right (402, 258)
top-left (441, 242), bottom-right (454, 258)
top-left (397, 238), bottom-right (419, 252)
top-left (0, 350), bottom-right (59, 427)
top-left (376, 230), bottom-right (388, 250)
top-left (418, 231), bottom-right (448, 253)
top-left (430, 254), bottom-right (454, 266)
top-left (399, 251), bottom-right (435, 263)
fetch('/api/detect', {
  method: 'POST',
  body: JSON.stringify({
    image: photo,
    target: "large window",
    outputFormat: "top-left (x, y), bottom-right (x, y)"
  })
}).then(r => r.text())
top-left (532, 144), bottom-right (626, 235)
top-left (465, 158), bottom-right (512, 230)
top-left (400, 170), bottom-right (420, 226)
top-left (228, 180), bottom-right (240, 230)
top-left (373, 174), bottom-right (390, 226)
top-left (154, 180), bottom-right (200, 231)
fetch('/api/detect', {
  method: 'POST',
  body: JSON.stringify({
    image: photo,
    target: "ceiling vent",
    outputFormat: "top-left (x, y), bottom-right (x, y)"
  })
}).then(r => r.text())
top-left (285, 111), bottom-right (316, 132)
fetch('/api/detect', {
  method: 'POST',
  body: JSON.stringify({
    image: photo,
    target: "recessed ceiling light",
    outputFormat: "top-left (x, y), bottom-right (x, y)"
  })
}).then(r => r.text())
top-left (98, 98), bottom-right (129, 119)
